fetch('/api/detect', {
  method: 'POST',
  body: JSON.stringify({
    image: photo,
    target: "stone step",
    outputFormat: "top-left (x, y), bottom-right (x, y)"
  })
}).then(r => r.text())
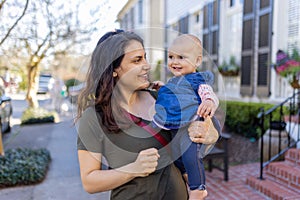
top-left (246, 176), bottom-right (300, 199)
top-left (285, 148), bottom-right (300, 166)
top-left (265, 161), bottom-right (300, 192)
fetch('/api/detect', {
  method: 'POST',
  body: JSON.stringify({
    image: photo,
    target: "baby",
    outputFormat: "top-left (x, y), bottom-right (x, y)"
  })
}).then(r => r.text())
top-left (152, 34), bottom-right (219, 199)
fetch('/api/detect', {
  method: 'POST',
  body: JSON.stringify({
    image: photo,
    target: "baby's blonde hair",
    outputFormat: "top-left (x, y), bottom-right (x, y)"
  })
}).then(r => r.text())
top-left (174, 34), bottom-right (202, 56)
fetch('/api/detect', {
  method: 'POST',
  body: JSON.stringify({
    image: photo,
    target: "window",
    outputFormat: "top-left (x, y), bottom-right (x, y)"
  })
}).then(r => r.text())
top-left (230, 0), bottom-right (235, 7)
top-left (195, 13), bottom-right (200, 23)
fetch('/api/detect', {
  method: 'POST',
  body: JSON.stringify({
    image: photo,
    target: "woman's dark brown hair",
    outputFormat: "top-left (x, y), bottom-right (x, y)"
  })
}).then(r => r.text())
top-left (76, 30), bottom-right (144, 132)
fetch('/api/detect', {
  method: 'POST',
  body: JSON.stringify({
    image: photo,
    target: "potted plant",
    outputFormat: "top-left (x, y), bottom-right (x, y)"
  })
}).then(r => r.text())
top-left (218, 56), bottom-right (240, 77)
top-left (274, 49), bottom-right (300, 89)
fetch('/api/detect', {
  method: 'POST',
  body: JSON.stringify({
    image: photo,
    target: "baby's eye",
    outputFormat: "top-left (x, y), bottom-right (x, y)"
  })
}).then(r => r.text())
top-left (179, 55), bottom-right (184, 59)
top-left (168, 55), bottom-right (174, 59)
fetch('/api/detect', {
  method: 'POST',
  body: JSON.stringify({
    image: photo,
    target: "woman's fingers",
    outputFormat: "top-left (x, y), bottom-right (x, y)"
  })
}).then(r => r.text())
top-left (134, 148), bottom-right (160, 176)
top-left (188, 118), bottom-right (216, 144)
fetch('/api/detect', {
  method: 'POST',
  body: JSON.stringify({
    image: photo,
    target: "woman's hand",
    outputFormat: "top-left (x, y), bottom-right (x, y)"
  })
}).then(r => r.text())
top-left (188, 117), bottom-right (219, 144)
top-left (130, 148), bottom-right (160, 177)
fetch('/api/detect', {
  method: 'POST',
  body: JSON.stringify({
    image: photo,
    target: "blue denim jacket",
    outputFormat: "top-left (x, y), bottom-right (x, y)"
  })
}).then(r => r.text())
top-left (153, 71), bottom-right (213, 129)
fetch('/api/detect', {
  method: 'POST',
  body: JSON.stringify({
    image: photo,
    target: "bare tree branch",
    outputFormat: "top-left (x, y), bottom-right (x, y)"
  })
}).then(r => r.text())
top-left (0, 0), bottom-right (29, 46)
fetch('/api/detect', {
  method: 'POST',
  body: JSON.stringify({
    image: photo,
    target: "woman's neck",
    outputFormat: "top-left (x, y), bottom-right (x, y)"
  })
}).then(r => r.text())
top-left (114, 86), bottom-right (139, 108)
top-left (115, 87), bottom-right (155, 121)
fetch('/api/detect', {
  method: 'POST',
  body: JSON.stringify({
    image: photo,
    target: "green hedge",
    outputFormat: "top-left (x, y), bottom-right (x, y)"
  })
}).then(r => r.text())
top-left (21, 107), bottom-right (59, 125)
top-left (0, 148), bottom-right (51, 187)
top-left (64, 78), bottom-right (81, 93)
top-left (224, 101), bottom-right (287, 139)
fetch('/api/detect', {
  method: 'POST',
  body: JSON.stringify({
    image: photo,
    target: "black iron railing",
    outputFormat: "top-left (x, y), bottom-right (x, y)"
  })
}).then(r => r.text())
top-left (257, 91), bottom-right (300, 180)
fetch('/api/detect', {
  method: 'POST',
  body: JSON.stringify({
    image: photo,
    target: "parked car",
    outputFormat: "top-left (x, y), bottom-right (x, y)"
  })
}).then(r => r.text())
top-left (37, 74), bottom-right (54, 94)
top-left (0, 83), bottom-right (12, 133)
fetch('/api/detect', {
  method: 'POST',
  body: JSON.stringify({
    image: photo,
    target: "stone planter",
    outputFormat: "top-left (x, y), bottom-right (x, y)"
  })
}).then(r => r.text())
top-left (258, 129), bottom-right (290, 162)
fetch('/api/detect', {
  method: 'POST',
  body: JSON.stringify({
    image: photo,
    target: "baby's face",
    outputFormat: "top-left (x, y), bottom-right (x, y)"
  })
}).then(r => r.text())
top-left (168, 37), bottom-right (202, 77)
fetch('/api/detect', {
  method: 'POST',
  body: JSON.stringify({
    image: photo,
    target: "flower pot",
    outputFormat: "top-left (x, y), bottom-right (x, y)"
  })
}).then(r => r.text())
top-left (290, 77), bottom-right (300, 89)
top-left (219, 70), bottom-right (239, 77)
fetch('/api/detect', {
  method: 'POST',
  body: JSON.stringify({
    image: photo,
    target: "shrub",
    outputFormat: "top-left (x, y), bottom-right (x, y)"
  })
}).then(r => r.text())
top-left (21, 107), bottom-right (59, 124)
top-left (224, 101), bottom-right (287, 139)
top-left (64, 78), bottom-right (81, 93)
top-left (0, 148), bottom-right (51, 187)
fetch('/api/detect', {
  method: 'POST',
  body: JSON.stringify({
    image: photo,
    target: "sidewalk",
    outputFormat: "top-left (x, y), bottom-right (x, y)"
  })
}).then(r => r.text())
top-left (0, 114), bottom-right (110, 200)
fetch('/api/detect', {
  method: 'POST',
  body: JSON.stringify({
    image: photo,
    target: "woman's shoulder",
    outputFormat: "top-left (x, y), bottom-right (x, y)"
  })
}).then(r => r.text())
top-left (80, 107), bottom-right (98, 121)
top-left (77, 107), bottom-right (102, 131)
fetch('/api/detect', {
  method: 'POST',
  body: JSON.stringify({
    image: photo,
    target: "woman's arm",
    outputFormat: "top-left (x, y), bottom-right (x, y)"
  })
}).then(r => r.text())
top-left (78, 148), bottom-right (160, 193)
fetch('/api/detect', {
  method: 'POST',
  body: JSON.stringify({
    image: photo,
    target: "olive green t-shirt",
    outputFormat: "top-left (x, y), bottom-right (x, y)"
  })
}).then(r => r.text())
top-left (77, 107), bottom-right (188, 200)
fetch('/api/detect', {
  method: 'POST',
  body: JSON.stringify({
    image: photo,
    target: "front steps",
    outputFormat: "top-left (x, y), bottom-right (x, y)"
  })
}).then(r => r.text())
top-left (246, 148), bottom-right (300, 200)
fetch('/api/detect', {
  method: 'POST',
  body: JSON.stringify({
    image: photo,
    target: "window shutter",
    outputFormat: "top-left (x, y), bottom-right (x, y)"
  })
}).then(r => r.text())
top-left (202, 0), bottom-right (220, 90)
top-left (240, 55), bottom-right (254, 95)
top-left (240, 0), bottom-right (255, 96)
top-left (256, 2), bottom-right (272, 97)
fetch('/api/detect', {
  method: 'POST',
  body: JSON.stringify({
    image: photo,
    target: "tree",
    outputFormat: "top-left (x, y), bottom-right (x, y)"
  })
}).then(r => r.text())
top-left (4, 0), bottom-right (99, 107)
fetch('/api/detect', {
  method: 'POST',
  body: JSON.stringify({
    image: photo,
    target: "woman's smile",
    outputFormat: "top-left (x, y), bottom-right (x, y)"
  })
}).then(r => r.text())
top-left (138, 73), bottom-right (149, 81)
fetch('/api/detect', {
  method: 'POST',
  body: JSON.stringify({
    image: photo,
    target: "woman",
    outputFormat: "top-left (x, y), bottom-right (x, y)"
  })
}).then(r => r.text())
top-left (76, 30), bottom-right (220, 199)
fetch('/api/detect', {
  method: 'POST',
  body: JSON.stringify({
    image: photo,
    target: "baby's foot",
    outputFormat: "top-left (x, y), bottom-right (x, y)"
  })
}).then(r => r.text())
top-left (189, 189), bottom-right (207, 200)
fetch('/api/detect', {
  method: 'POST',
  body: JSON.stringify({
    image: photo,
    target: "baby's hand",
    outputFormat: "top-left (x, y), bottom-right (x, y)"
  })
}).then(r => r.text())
top-left (197, 99), bottom-right (217, 118)
top-left (149, 81), bottom-right (165, 90)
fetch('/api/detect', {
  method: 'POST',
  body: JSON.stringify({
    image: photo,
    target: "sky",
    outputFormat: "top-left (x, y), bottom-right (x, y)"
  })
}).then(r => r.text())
top-left (85, 0), bottom-right (128, 50)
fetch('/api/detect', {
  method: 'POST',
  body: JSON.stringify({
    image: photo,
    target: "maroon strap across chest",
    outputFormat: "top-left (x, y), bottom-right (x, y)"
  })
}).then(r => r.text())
top-left (128, 113), bottom-right (169, 147)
